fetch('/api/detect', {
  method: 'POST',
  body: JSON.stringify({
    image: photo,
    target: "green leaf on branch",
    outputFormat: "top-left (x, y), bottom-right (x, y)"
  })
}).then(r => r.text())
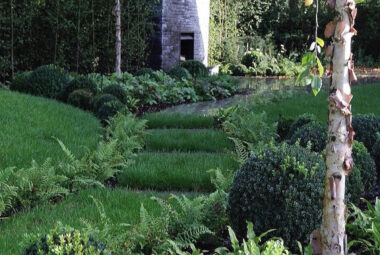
top-left (311, 76), bottom-right (322, 96)
top-left (296, 68), bottom-right (312, 85)
top-left (316, 57), bottom-right (324, 77)
top-left (317, 37), bottom-right (325, 47)
top-left (302, 52), bottom-right (315, 67)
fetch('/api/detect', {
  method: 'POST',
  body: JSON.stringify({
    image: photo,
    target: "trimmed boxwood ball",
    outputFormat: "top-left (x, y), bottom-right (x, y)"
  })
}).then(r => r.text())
top-left (289, 121), bottom-right (327, 152)
top-left (60, 75), bottom-right (98, 102)
top-left (102, 83), bottom-right (128, 104)
top-left (241, 50), bottom-right (262, 68)
top-left (352, 113), bottom-right (380, 154)
top-left (228, 143), bottom-right (325, 250)
top-left (26, 65), bottom-right (71, 99)
top-left (229, 64), bottom-right (248, 76)
top-left (168, 66), bottom-right (192, 80)
top-left (352, 141), bottom-right (377, 192)
top-left (67, 89), bottom-right (94, 111)
top-left (346, 141), bottom-right (376, 204)
top-left (372, 137), bottom-right (380, 176)
top-left (9, 71), bottom-right (31, 93)
top-left (286, 113), bottom-right (318, 139)
top-left (91, 93), bottom-right (120, 111)
top-left (180, 60), bottom-right (209, 78)
top-left (277, 115), bottom-right (295, 141)
top-left (96, 99), bottom-right (124, 121)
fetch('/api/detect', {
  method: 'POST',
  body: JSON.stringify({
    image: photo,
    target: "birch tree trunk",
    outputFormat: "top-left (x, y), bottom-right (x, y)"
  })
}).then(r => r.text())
top-left (115, 0), bottom-right (122, 74)
top-left (311, 1), bottom-right (358, 254)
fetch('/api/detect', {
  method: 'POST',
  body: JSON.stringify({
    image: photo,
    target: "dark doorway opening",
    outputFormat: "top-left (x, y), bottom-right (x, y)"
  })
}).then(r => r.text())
top-left (180, 33), bottom-right (194, 61)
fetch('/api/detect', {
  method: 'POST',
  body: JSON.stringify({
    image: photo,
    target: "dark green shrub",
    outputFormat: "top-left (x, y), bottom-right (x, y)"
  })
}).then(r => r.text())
top-left (168, 66), bottom-right (192, 80)
top-left (22, 224), bottom-right (109, 255)
top-left (135, 67), bottom-right (159, 81)
top-left (277, 116), bottom-right (295, 141)
top-left (287, 113), bottom-right (318, 139)
top-left (9, 71), bottom-right (31, 93)
top-left (352, 141), bottom-right (377, 193)
top-left (180, 60), bottom-right (209, 78)
top-left (60, 75), bottom-right (98, 102)
top-left (372, 137), bottom-right (380, 176)
top-left (26, 65), bottom-right (71, 99)
top-left (67, 89), bottom-right (94, 111)
top-left (241, 50), bottom-right (262, 68)
top-left (346, 141), bottom-right (377, 204)
top-left (102, 84), bottom-right (128, 104)
top-left (229, 64), bottom-right (248, 76)
top-left (96, 99), bottom-right (124, 121)
top-left (228, 143), bottom-right (325, 250)
top-left (91, 93), bottom-right (120, 111)
top-left (289, 122), bottom-right (327, 152)
top-left (352, 114), bottom-right (380, 154)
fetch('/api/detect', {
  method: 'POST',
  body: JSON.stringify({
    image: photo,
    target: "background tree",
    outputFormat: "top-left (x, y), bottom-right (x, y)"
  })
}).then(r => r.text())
top-left (114, 0), bottom-right (121, 74)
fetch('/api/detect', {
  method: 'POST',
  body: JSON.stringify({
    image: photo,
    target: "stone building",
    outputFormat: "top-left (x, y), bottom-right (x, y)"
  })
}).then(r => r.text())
top-left (149, 0), bottom-right (210, 71)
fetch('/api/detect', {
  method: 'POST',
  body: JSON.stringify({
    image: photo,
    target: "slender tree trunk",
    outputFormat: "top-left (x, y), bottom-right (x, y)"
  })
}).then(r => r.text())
top-left (10, 0), bottom-right (14, 80)
top-left (311, 1), bottom-right (358, 254)
top-left (115, 0), bottom-right (121, 74)
top-left (76, 0), bottom-right (81, 73)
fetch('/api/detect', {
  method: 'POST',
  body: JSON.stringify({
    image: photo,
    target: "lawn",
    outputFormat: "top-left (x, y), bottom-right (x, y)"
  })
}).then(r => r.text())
top-left (254, 83), bottom-right (380, 122)
top-left (118, 152), bottom-right (238, 191)
top-left (0, 90), bottom-right (101, 169)
top-left (143, 113), bottom-right (215, 129)
top-left (146, 129), bottom-right (233, 152)
top-left (0, 189), bottom-right (182, 255)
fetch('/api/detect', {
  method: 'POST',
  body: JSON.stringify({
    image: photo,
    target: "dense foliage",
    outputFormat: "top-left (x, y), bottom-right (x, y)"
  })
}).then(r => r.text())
top-left (352, 113), bottom-right (380, 155)
top-left (288, 121), bottom-right (327, 153)
top-left (0, 0), bottom-right (157, 82)
top-left (23, 224), bottom-right (109, 255)
top-left (228, 143), bottom-right (325, 250)
top-left (209, 0), bottom-right (379, 67)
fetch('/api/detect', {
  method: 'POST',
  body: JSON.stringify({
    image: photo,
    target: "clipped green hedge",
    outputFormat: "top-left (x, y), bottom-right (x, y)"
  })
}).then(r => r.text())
top-left (228, 143), bottom-right (324, 250)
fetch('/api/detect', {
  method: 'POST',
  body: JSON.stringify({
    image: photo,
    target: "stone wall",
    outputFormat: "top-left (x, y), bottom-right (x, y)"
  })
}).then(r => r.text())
top-left (161, 0), bottom-right (210, 71)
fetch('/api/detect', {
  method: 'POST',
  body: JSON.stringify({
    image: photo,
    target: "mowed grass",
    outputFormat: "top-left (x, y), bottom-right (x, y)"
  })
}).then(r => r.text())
top-left (0, 189), bottom-right (186, 255)
top-left (145, 129), bottom-right (233, 152)
top-left (143, 113), bottom-right (215, 129)
top-left (118, 152), bottom-right (239, 191)
top-left (0, 90), bottom-right (101, 169)
top-left (254, 83), bottom-right (380, 123)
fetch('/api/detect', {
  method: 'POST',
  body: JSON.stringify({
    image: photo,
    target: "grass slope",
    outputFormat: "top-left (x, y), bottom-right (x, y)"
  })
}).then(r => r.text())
top-left (146, 129), bottom-right (233, 152)
top-left (118, 152), bottom-right (238, 191)
top-left (255, 83), bottom-right (380, 122)
top-left (0, 90), bottom-right (101, 169)
top-left (0, 189), bottom-right (183, 255)
top-left (143, 113), bottom-right (215, 129)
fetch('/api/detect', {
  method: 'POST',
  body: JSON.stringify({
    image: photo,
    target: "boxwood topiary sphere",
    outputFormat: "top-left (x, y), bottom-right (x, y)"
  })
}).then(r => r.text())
top-left (26, 65), bottom-right (71, 99)
top-left (60, 76), bottom-right (98, 102)
top-left (352, 114), bottom-right (380, 154)
top-left (95, 99), bottom-right (124, 121)
top-left (289, 121), bottom-right (327, 152)
top-left (286, 113), bottom-right (318, 139)
top-left (241, 50), bottom-right (262, 68)
top-left (102, 84), bottom-right (128, 104)
top-left (67, 89), bottom-right (94, 111)
top-left (9, 71), bottom-right (32, 93)
top-left (91, 93), bottom-right (120, 111)
top-left (372, 138), bottom-right (380, 177)
top-left (352, 141), bottom-right (377, 193)
top-left (228, 143), bottom-right (325, 250)
top-left (168, 66), bottom-right (192, 80)
top-left (180, 60), bottom-right (209, 78)
top-left (277, 115), bottom-right (295, 142)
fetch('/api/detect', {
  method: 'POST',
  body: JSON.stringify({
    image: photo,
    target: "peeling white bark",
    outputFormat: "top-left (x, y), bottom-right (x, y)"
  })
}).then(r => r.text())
top-left (318, 1), bottom-right (357, 255)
